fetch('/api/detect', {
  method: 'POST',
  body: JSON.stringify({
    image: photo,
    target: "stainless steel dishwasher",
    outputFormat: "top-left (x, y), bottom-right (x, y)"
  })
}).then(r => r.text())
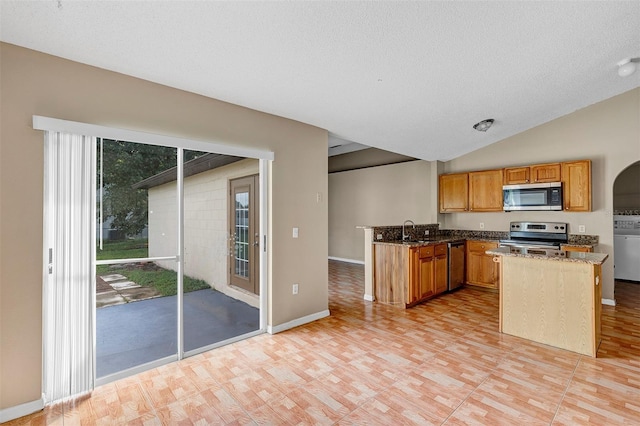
top-left (447, 241), bottom-right (466, 291)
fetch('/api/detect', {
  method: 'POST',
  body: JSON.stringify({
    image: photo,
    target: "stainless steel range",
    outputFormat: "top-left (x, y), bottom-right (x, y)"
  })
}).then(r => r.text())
top-left (499, 221), bottom-right (568, 255)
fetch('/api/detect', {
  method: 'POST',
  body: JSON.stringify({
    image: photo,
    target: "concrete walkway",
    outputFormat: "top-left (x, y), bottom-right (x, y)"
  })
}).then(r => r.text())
top-left (96, 273), bottom-right (162, 308)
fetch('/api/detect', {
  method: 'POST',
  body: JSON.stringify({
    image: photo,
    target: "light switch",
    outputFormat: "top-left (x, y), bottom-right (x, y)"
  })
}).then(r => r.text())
top-left (293, 227), bottom-right (299, 238)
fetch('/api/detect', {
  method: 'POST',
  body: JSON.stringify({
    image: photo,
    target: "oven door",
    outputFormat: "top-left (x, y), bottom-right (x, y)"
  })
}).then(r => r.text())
top-left (503, 183), bottom-right (563, 211)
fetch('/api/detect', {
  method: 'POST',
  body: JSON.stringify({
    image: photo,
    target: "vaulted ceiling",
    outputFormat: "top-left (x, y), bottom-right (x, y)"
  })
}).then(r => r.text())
top-left (1, 1), bottom-right (639, 160)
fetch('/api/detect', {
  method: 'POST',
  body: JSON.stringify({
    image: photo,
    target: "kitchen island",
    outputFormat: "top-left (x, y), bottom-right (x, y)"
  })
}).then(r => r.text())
top-left (488, 247), bottom-right (608, 357)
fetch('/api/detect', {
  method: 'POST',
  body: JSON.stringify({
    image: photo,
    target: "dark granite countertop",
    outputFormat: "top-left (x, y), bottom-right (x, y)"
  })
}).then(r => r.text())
top-left (373, 236), bottom-right (466, 247)
top-left (487, 246), bottom-right (608, 265)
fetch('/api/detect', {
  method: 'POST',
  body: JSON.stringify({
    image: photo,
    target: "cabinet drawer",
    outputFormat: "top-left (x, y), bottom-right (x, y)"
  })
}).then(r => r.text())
top-left (434, 244), bottom-right (447, 256)
top-left (418, 246), bottom-right (434, 258)
top-left (467, 240), bottom-right (497, 253)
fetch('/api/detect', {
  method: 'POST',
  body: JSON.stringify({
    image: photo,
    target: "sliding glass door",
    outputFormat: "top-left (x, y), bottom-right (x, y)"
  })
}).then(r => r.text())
top-left (96, 140), bottom-right (179, 378)
top-left (94, 140), bottom-right (262, 382)
top-left (181, 151), bottom-right (260, 354)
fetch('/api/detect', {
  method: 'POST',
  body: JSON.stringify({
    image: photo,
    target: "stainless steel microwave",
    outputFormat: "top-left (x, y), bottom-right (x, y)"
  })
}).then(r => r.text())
top-left (503, 182), bottom-right (563, 211)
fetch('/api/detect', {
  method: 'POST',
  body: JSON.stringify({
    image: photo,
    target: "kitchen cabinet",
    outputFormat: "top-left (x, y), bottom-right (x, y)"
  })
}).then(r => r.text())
top-left (561, 245), bottom-right (593, 253)
top-left (468, 169), bottom-right (504, 212)
top-left (374, 242), bottom-right (447, 308)
top-left (415, 246), bottom-right (435, 301)
top-left (562, 160), bottom-right (591, 212)
top-left (439, 173), bottom-right (468, 212)
top-left (466, 240), bottom-right (499, 289)
top-left (434, 244), bottom-right (448, 294)
top-left (503, 163), bottom-right (561, 184)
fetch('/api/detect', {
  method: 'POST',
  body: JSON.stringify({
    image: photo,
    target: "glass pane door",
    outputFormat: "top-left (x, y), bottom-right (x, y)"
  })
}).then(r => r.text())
top-left (96, 139), bottom-right (178, 379)
top-left (182, 154), bottom-right (260, 353)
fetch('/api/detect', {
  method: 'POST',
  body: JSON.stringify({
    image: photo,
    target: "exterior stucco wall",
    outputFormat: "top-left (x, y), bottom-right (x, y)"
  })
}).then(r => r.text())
top-left (149, 159), bottom-right (259, 306)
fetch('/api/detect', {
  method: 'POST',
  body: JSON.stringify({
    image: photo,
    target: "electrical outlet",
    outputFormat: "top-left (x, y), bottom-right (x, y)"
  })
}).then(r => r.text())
top-left (480, 223), bottom-right (485, 229)
top-left (293, 227), bottom-right (299, 238)
top-left (579, 225), bottom-right (586, 233)
top-left (424, 230), bottom-right (430, 236)
top-left (292, 283), bottom-right (299, 295)
top-left (377, 234), bottom-right (383, 240)
top-left (316, 192), bottom-right (322, 203)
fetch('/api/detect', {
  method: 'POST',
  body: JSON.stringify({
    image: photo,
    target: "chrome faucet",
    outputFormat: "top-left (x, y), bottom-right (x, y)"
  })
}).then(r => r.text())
top-left (402, 220), bottom-right (415, 241)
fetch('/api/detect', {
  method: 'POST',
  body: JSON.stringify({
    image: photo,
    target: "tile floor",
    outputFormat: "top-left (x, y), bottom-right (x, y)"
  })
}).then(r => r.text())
top-left (6, 260), bottom-right (640, 425)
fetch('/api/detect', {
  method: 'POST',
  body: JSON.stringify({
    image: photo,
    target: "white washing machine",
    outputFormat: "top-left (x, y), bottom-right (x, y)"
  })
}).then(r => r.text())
top-left (614, 215), bottom-right (640, 282)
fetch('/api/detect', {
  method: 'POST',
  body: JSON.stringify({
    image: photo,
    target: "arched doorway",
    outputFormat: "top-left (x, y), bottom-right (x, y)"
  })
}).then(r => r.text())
top-left (612, 160), bottom-right (640, 304)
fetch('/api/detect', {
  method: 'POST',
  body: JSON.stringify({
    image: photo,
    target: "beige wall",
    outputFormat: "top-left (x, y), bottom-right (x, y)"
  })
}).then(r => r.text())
top-left (328, 160), bottom-right (433, 261)
top-left (328, 147), bottom-right (415, 173)
top-left (614, 161), bottom-right (640, 210)
top-left (149, 159), bottom-right (260, 307)
top-left (0, 43), bottom-right (328, 409)
top-left (443, 88), bottom-right (640, 302)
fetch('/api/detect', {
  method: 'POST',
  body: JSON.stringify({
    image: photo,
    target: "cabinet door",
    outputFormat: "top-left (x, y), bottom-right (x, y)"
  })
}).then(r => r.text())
top-left (503, 167), bottom-right (530, 185)
top-left (434, 254), bottom-right (448, 294)
top-left (419, 256), bottom-right (435, 300)
top-left (531, 163), bottom-right (561, 183)
top-left (466, 241), bottom-right (499, 289)
top-left (480, 253), bottom-right (499, 287)
top-left (468, 169), bottom-right (504, 212)
top-left (439, 173), bottom-right (468, 212)
top-left (562, 160), bottom-right (591, 212)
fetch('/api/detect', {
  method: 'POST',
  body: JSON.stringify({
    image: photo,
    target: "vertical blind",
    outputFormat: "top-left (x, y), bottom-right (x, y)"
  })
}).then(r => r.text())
top-left (43, 131), bottom-right (96, 404)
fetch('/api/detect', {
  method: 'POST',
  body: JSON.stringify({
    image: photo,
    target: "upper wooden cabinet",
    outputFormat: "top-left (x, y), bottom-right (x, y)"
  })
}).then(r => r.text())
top-left (439, 159), bottom-right (591, 213)
top-left (468, 169), bottom-right (504, 212)
top-left (439, 173), bottom-right (468, 212)
top-left (562, 160), bottom-right (592, 212)
top-left (504, 163), bottom-right (561, 184)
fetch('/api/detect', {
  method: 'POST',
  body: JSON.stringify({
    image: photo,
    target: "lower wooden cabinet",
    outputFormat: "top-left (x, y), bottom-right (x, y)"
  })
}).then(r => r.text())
top-left (410, 244), bottom-right (448, 305)
top-left (374, 242), bottom-right (448, 308)
top-left (434, 244), bottom-right (448, 294)
top-left (415, 247), bottom-right (435, 301)
top-left (466, 240), bottom-right (499, 289)
top-left (561, 245), bottom-right (593, 253)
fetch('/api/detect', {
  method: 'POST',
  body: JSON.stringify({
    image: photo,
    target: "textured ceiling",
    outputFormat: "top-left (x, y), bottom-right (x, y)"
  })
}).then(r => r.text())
top-left (1, 1), bottom-right (639, 161)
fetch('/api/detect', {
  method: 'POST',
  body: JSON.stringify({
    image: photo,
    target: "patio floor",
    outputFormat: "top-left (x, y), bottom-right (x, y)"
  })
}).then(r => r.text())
top-left (97, 288), bottom-right (260, 378)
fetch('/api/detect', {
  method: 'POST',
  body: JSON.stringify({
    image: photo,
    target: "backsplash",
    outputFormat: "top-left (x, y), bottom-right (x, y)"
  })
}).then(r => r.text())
top-left (370, 224), bottom-right (598, 246)
top-left (371, 223), bottom-right (440, 241)
top-left (370, 224), bottom-right (509, 242)
top-left (439, 229), bottom-right (509, 240)
top-left (567, 234), bottom-right (599, 245)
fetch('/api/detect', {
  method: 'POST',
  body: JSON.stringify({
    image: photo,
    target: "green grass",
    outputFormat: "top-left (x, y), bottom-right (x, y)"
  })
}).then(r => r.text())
top-left (96, 238), bottom-right (210, 296)
top-left (97, 239), bottom-right (148, 260)
top-left (113, 268), bottom-right (209, 296)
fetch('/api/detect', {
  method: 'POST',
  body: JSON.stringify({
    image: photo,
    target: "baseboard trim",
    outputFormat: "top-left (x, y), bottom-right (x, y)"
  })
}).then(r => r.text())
top-left (0, 395), bottom-right (45, 423)
top-left (602, 298), bottom-right (616, 306)
top-left (363, 294), bottom-right (375, 302)
top-left (328, 256), bottom-right (364, 265)
top-left (267, 309), bottom-right (330, 334)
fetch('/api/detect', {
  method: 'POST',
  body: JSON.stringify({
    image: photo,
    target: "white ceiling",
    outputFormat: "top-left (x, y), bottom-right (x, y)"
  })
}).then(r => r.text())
top-left (1, 1), bottom-right (639, 161)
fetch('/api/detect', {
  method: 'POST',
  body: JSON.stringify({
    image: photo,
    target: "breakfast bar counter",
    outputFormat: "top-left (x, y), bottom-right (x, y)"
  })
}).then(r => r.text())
top-left (488, 247), bottom-right (608, 357)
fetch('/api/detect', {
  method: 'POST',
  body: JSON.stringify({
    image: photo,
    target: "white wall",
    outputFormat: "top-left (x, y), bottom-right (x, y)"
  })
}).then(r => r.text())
top-left (328, 160), bottom-right (433, 262)
top-left (149, 159), bottom-right (260, 306)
